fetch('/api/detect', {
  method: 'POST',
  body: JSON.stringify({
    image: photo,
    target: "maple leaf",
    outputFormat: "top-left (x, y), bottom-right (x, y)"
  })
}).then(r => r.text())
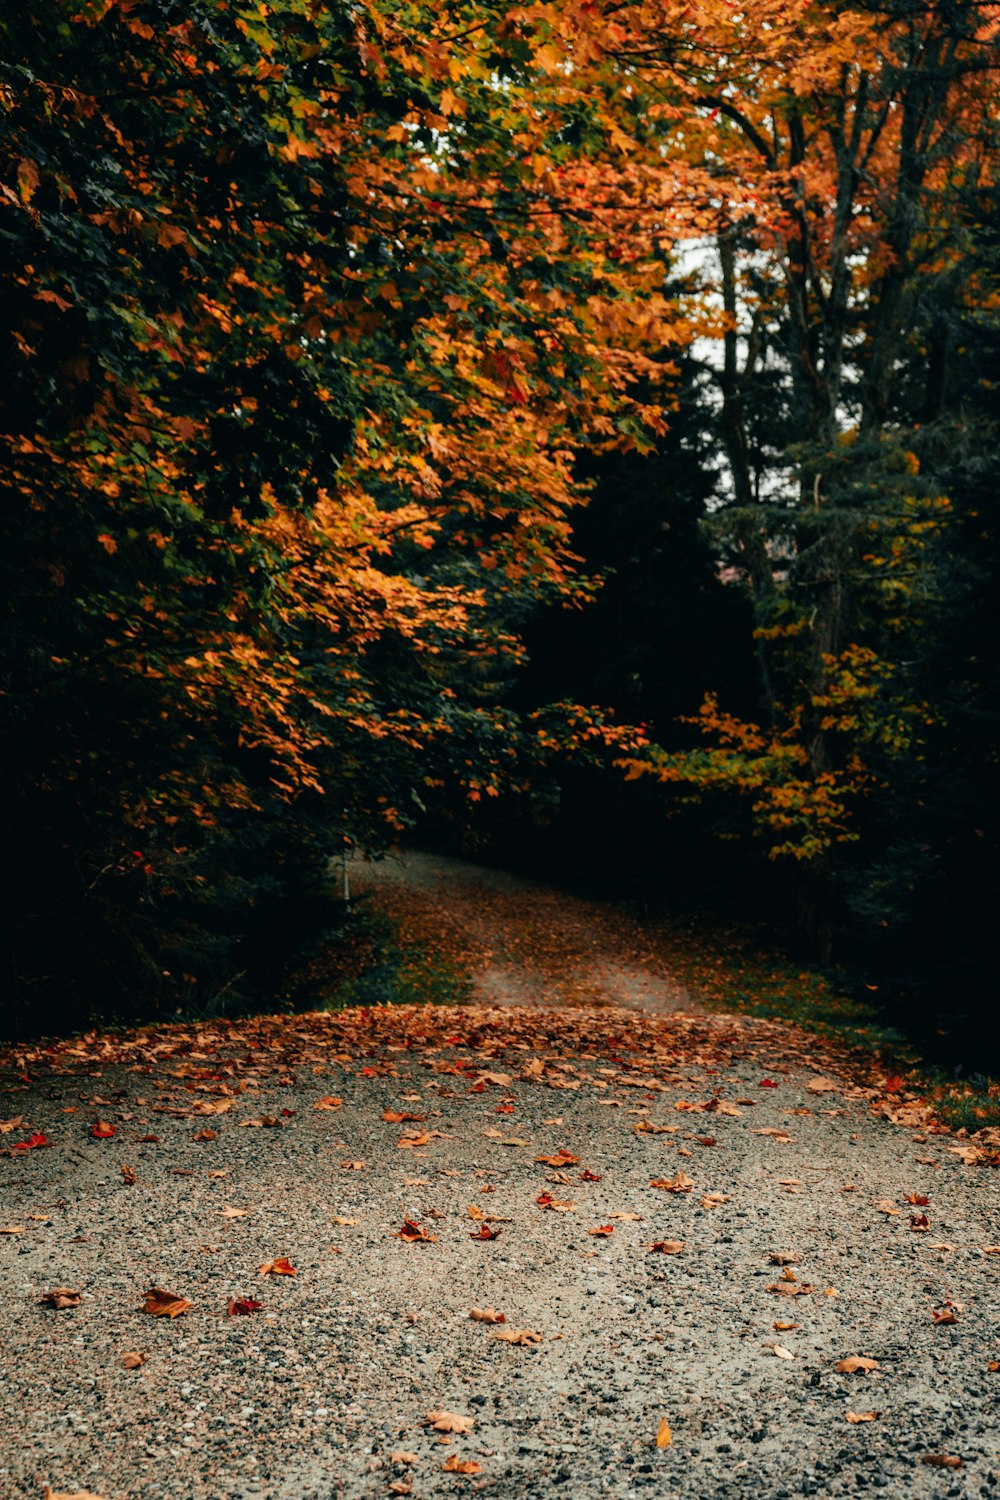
top-left (534, 1149), bottom-right (579, 1166)
top-left (425, 1410), bottom-right (474, 1434)
top-left (14, 1132), bottom-right (51, 1150)
top-left (759, 1079), bottom-right (779, 1088)
top-left (587, 1224), bottom-right (614, 1236)
top-left (835, 1356), bottom-right (879, 1374)
top-left (395, 1219), bottom-right (437, 1243)
top-left (90, 1120), bottom-right (116, 1139)
top-left (122, 1350), bottom-right (146, 1369)
top-left (314, 1096), bottom-right (343, 1111)
top-left (649, 1172), bottom-right (694, 1193)
top-left (143, 1287), bottom-right (191, 1317)
top-left (469, 1223), bottom-right (501, 1240)
top-left (646, 1240), bottom-right (685, 1254)
top-left (120, 1163), bottom-right (137, 1185)
top-left (258, 1258), bottom-right (296, 1276)
top-left (932, 1305), bottom-right (957, 1325)
top-left (536, 1192), bottom-right (574, 1212)
top-left (469, 1307), bottom-right (505, 1323)
top-left (846, 1410), bottom-right (878, 1423)
top-left (495, 1326), bottom-right (544, 1345)
top-left (383, 1109), bottom-right (423, 1123)
top-left (39, 1287), bottom-right (82, 1310)
top-left (228, 1298), bottom-right (263, 1315)
top-left (579, 1168), bottom-right (602, 1181)
top-left (701, 1193), bottom-right (729, 1209)
top-left (442, 1456), bottom-right (480, 1474)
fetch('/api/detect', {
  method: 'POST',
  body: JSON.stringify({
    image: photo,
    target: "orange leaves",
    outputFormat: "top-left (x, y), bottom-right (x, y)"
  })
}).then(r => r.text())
top-left (469, 1307), bottom-right (505, 1323)
top-left (442, 1455), bottom-right (480, 1475)
top-left (314, 1096), bottom-right (343, 1111)
top-left (469, 1223), bottom-right (501, 1240)
top-left (536, 1192), bottom-right (574, 1212)
top-left (122, 1350), bottom-right (146, 1369)
top-left (142, 1286), bottom-right (191, 1317)
top-left (425, 1410), bottom-right (474, 1435)
top-left (655, 1417), bottom-right (672, 1449)
top-left (835, 1356), bottom-right (879, 1374)
top-left (39, 1288), bottom-right (82, 1310)
top-left (587, 1224), bottom-right (614, 1237)
top-left (257, 1258), bottom-right (296, 1276)
top-left (90, 1120), bottom-right (116, 1139)
top-left (649, 1171), bottom-right (693, 1193)
top-left (494, 1326), bottom-right (543, 1346)
top-left (228, 1298), bottom-right (263, 1316)
top-left (396, 1219), bottom-right (437, 1244)
top-left (646, 1240), bottom-right (685, 1255)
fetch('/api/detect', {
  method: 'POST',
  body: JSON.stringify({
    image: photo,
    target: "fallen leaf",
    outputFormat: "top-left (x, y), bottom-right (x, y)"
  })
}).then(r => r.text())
top-left (806, 1077), bottom-right (838, 1093)
top-left (467, 1204), bottom-right (485, 1220)
top-left (920, 1454), bottom-right (962, 1469)
top-left (90, 1120), bottom-right (116, 1139)
top-left (904, 1193), bottom-right (929, 1206)
top-left (41, 1490), bottom-right (113, 1499)
top-left (228, 1298), bottom-right (263, 1315)
top-left (649, 1172), bottom-right (694, 1193)
top-left (120, 1164), bottom-right (137, 1185)
top-left (579, 1168), bottom-right (602, 1181)
top-left (469, 1223), bottom-right (501, 1240)
top-left (773, 1321), bottom-right (801, 1332)
top-left (835, 1356), bottom-right (878, 1374)
top-left (193, 1128), bottom-right (216, 1142)
top-left (768, 1252), bottom-right (798, 1265)
top-left (981, 1246), bottom-right (1000, 1254)
top-left (759, 1078), bottom-right (779, 1088)
top-left (701, 1193), bottom-right (729, 1209)
top-left (587, 1224), bottom-right (614, 1236)
top-left (534, 1149), bottom-right (579, 1166)
top-left (655, 1416), bottom-right (672, 1449)
top-left (331, 1216), bottom-right (358, 1227)
top-left (14, 1132), bottom-right (51, 1150)
top-left (221, 1207), bottom-right (249, 1219)
top-left (646, 1240), bottom-right (686, 1255)
top-left (536, 1192), bottom-right (574, 1212)
top-left (766, 1280), bottom-right (814, 1295)
top-left (425, 1410), bottom-right (475, 1434)
top-left (932, 1306), bottom-right (957, 1325)
top-left (122, 1350), bottom-right (146, 1369)
top-left (314, 1096), bottom-right (343, 1110)
top-left (494, 1327), bottom-right (543, 1345)
top-left (257, 1258), bottom-right (296, 1276)
top-left (0, 1225), bottom-right (26, 1235)
top-left (470, 1307), bottom-right (505, 1323)
top-left (396, 1219), bottom-right (437, 1244)
top-left (39, 1287), bottom-right (81, 1310)
top-left (442, 1456), bottom-right (480, 1475)
top-left (846, 1410), bottom-right (878, 1423)
top-left (768, 1344), bottom-right (795, 1359)
top-left (874, 1200), bottom-right (900, 1215)
top-left (390, 1453), bottom-right (419, 1464)
top-left (340, 1160), bottom-right (364, 1171)
top-left (143, 1286), bottom-right (191, 1317)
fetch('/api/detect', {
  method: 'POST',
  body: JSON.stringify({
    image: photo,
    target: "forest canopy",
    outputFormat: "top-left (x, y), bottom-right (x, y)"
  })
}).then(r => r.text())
top-left (2, 0), bottom-right (998, 1041)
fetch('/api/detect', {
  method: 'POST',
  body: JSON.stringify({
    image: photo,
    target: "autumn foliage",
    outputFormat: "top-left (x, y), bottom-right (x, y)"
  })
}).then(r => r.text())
top-left (2, 0), bottom-right (999, 1034)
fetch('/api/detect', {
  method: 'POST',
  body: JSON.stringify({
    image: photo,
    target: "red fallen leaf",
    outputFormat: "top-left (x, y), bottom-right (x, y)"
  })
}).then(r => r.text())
top-left (280, 1108), bottom-right (294, 1117)
top-left (759, 1079), bottom-right (779, 1088)
top-left (905, 1194), bottom-right (929, 1206)
top-left (470, 1223), bottom-right (501, 1240)
top-left (579, 1169), bottom-right (602, 1182)
top-left (90, 1120), bottom-right (116, 1139)
top-left (495, 1103), bottom-right (515, 1114)
top-left (136, 1134), bottom-right (159, 1143)
top-left (534, 1149), bottom-right (579, 1166)
top-left (587, 1224), bottom-right (614, 1236)
top-left (395, 1219), bottom-right (437, 1244)
top-left (227, 1297), bottom-right (263, 1315)
top-left (258, 1257), bottom-right (297, 1276)
top-left (383, 1109), bottom-right (424, 1123)
top-left (14, 1132), bottom-right (51, 1150)
top-left (143, 1286), bottom-right (192, 1317)
top-left (910, 1213), bottom-right (930, 1230)
top-left (932, 1305), bottom-right (958, 1325)
top-left (443, 1456), bottom-right (481, 1475)
top-left (884, 1075), bottom-right (903, 1093)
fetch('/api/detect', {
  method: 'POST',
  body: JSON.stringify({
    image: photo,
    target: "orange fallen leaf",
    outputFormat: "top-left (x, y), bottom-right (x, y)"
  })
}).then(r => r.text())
top-left (646, 1240), bottom-right (686, 1255)
top-left (340, 1160), bottom-right (365, 1170)
top-left (932, 1305), bottom-right (957, 1325)
top-left (534, 1150), bottom-right (579, 1166)
top-left (587, 1224), bottom-right (614, 1237)
top-left (469, 1307), bottom-right (505, 1323)
top-left (90, 1120), bottom-right (116, 1139)
top-left (425, 1410), bottom-right (475, 1434)
top-left (331, 1216), bottom-right (358, 1227)
top-left (773, 1321), bottom-right (801, 1332)
top-left (701, 1193), bottom-right (729, 1209)
top-left (469, 1223), bottom-right (501, 1240)
top-left (396, 1219), bottom-right (437, 1244)
top-left (649, 1172), bottom-right (693, 1193)
top-left (494, 1327), bottom-right (543, 1345)
top-left (467, 1204), bottom-right (485, 1220)
top-left (835, 1356), bottom-right (878, 1374)
top-left (390, 1452), bottom-right (419, 1464)
top-left (120, 1164), bottom-right (137, 1185)
top-left (920, 1454), bottom-right (962, 1469)
top-left (122, 1350), bottom-right (146, 1369)
top-left (846, 1410), bottom-right (878, 1423)
top-left (42, 1490), bottom-right (113, 1499)
top-left (143, 1286), bottom-right (191, 1317)
top-left (766, 1280), bottom-right (814, 1295)
top-left (193, 1128), bottom-right (216, 1142)
top-left (221, 1207), bottom-right (248, 1219)
top-left (0, 1225), bottom-right (26, 1235)
top-left (442, 1456), bottom-right (480, 1475)
top-left (257, 1258), bottom-right (296, 1276)
top-left (40, 1287), bottom-right (81, 1309)
top-left (655, 1416), bottom-right (671, 1449)
top-left (768, 1252), bottom-right (798, 1265)
top-left (314, 1096), bottom-right (343, 1110)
